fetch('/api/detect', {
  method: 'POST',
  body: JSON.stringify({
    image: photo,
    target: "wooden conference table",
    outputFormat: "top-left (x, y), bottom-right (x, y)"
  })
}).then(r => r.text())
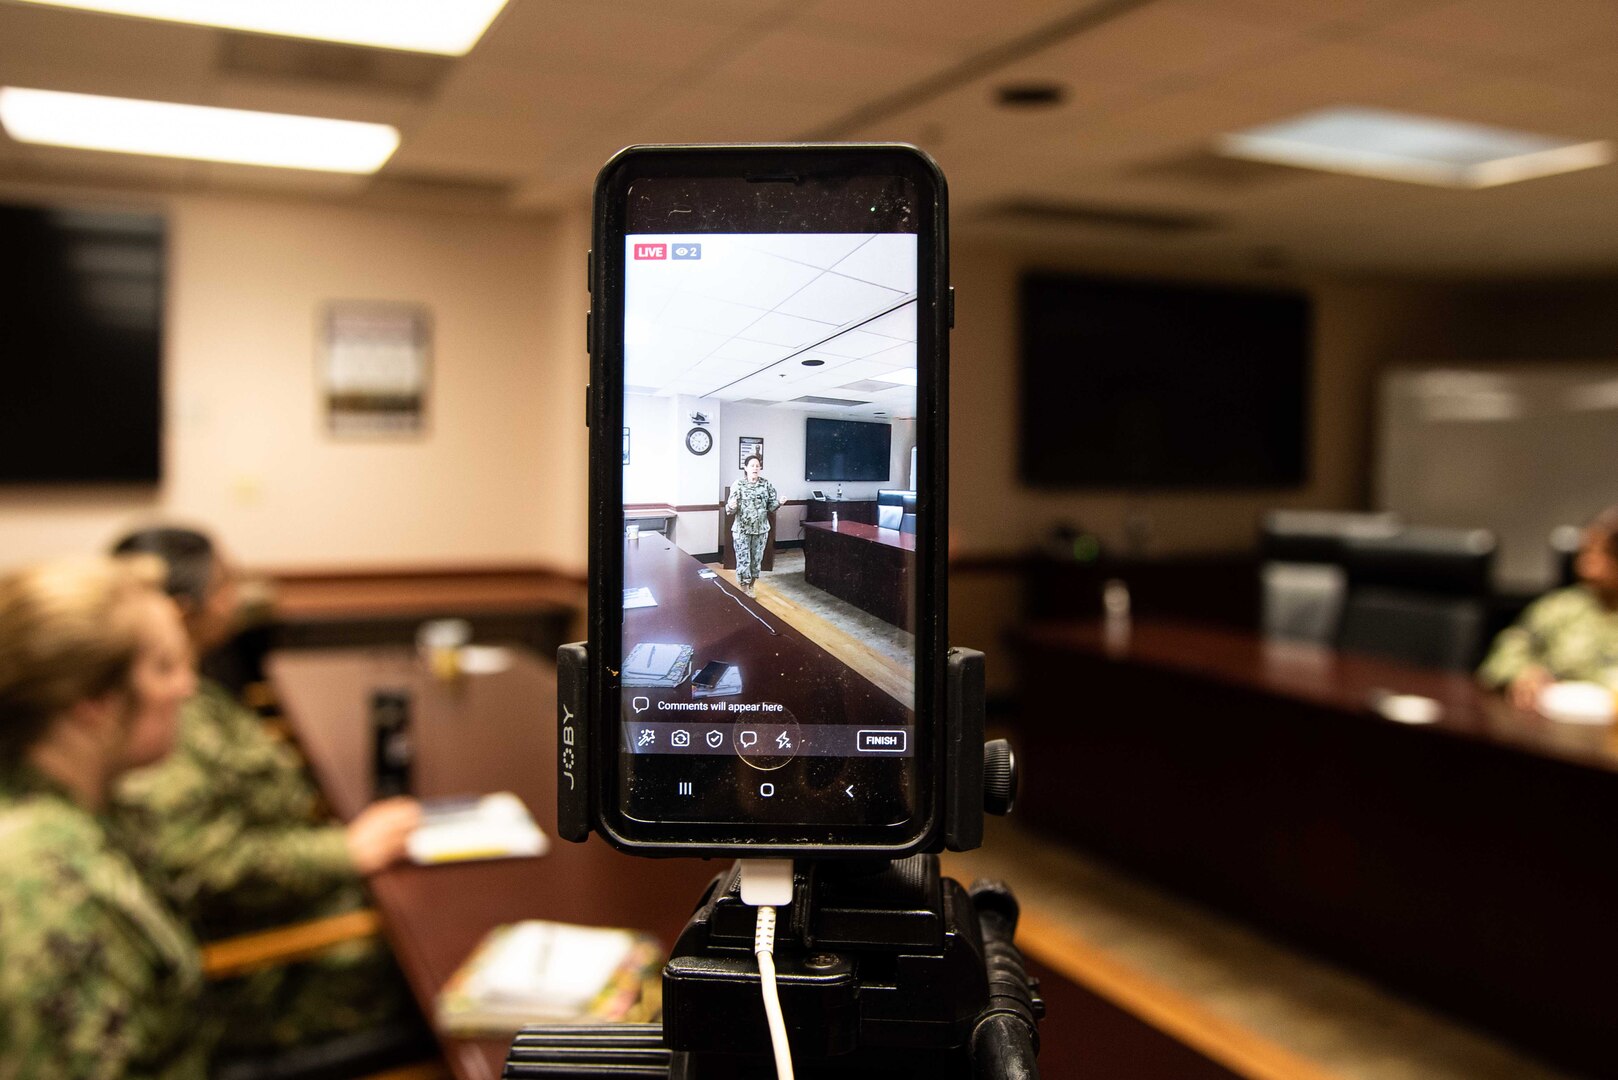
top-left (1012, 617), bottom-right (1618, 1078)
top-left (267, 631), bottom-right (1241, 1079)
top-left (802, 521), bottom-right (917, 631)
top-left (268, 647), bottom-right (716, 1080)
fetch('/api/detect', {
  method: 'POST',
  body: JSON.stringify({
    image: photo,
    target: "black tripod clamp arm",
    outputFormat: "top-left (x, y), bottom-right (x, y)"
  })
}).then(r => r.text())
top-left (556, 644), bottom-right (993, 852)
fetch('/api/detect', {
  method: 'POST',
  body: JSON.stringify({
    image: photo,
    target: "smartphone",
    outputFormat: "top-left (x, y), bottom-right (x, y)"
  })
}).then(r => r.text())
top-left (588, 144), bottom-right (948, 856)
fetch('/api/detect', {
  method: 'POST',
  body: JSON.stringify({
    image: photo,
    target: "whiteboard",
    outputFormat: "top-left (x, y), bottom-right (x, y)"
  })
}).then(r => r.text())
top-left (1377, 362), bottom-right (1618, 593)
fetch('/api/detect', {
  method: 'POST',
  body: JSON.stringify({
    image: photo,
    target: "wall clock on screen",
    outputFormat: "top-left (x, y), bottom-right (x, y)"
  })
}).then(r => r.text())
top-left (685, 427), bottom-right (713, 455)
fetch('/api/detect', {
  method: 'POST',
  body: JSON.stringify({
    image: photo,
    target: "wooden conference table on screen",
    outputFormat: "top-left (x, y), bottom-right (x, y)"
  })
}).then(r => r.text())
top-left (624, 533), bottom-right (909, 726)
top-left (1013, 617), bottom-right (1618, 1077)
top-left (801, 521), bottom-right (916, 632)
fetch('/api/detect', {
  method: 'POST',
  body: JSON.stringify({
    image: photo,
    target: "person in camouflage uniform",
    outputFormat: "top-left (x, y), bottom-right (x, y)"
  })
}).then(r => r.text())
top-left (1478, 508), bottom-right (1618, 711)
top-left (725, 455), bottom-right (779, 597)
top-left (108, 527), bottom-right (421, 1054)
top-left (0, 555), bottom-right (213, 1079)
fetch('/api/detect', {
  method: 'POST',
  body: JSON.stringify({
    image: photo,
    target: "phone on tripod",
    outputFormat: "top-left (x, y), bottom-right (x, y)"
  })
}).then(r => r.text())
top-left (583, 144), bottom-right (950, 858)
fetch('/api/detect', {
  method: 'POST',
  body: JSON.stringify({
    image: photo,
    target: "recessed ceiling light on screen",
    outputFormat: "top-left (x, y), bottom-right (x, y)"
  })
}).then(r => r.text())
top-left (11, 0), bottom-right (510, 55)
top-left (0, 88), bottom-right (399, 173)
top-left (1220, 106), bottom-right (1614, 188)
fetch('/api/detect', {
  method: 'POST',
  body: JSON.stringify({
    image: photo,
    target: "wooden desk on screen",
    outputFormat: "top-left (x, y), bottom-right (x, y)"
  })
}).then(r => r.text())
top-left (267, 647), bottom-right (716, 1080)
top-left (1012, 617), bottom-right (1618, 1078)
top-left (802, 521), bottom-right (916, 631)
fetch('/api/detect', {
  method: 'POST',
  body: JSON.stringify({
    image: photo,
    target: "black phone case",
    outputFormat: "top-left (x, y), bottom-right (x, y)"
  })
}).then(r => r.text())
top-left (586, 143), bottom-right (949, 858)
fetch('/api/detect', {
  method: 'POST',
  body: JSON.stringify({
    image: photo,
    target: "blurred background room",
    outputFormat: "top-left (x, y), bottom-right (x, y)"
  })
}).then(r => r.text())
top-left (3, 1), bottom-right (1618, 1078)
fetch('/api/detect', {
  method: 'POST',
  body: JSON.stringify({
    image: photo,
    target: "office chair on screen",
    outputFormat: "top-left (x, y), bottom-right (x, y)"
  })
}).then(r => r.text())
top-left (1259, 510), bottom-right (1401, 645)
top-left (1335, 525), bottom-right (1497, 671)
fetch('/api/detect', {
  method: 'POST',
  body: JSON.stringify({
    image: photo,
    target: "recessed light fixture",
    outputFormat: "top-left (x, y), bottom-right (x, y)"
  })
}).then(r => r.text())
top-left (1219, 106), bottom-right (1613, 188)
top-left (0, 87), bottom-right (399, 173)
top-left (801, 359), bottom-right (825, 367)
top-left (10, 0), bottom-right (510, 55)
top-left (996, 83), bottom-right (1065, 108)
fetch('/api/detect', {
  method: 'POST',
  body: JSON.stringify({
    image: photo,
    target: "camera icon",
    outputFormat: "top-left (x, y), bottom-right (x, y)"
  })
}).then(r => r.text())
top-left (671, 729), bottom-right (690, 747)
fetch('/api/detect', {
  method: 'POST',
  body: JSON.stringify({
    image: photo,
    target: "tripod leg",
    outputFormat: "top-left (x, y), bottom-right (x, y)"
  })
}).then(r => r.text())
top-left (967, 882), bottom-right (1042, 1080)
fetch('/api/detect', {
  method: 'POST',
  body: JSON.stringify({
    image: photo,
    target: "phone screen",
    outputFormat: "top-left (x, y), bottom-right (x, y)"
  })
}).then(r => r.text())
top-left (607, 164), bottom-right (934, 843)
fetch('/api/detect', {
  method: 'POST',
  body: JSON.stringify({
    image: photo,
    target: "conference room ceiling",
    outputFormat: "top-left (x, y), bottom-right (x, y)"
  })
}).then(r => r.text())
top-left (0, 0), bottom-right (1615, 277)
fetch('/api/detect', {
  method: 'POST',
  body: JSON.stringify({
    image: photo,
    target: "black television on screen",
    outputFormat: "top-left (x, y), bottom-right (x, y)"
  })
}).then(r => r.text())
top-left (1019, 273), bottom-right (1311, 489)
top-left (0, 203), bottom-right (165, 484)
top-left (805, 417), bottom-right (891, 482)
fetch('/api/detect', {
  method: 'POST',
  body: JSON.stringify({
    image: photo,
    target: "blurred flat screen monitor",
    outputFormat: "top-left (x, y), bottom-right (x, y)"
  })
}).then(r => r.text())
top-left (1020, 273), bottom-right (1311, 489)
top-left (805, 417), bottom-right (891, 482)
top-left (0, 204), bottom-right (165, 484)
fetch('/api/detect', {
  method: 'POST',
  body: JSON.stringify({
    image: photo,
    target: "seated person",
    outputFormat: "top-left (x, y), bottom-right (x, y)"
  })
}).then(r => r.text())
top-left (109, 526), bottom-right (421, 1052)
top-left (0, 555), bottom-right (214, 1078)
top-left (1478, 507), bottom-right (1618, 710)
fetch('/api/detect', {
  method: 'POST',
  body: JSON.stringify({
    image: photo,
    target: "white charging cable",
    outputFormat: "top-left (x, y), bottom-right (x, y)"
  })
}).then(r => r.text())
top-left (739, 859), bottom-right (796, 1080)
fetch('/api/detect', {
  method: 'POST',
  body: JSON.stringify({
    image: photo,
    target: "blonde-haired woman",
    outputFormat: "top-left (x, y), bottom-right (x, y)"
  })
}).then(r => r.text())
top-left (0, 556), bottom-right (210, 1078)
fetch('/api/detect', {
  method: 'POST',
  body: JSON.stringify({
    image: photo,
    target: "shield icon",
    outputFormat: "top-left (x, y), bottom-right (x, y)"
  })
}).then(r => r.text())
top-left (705, 730), bottom-right (724, 748)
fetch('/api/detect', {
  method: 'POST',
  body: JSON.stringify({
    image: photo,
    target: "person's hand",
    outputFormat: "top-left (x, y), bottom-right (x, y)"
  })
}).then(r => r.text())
top-left (345, 796), bottom-right (422, 875)
top-left (1508, 666), bottom-right (1554, 712)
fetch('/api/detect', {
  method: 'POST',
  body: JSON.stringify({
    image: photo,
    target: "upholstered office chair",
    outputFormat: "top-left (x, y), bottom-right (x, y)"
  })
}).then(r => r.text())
top-left (1259, 510), bottom-right (1401, 645)
top-left (877, 504), bottom-right (903, 530)
top-left (1335, 525), bottom-right (1497, 671)
top-left (900, 513), bottom-right (918, 535)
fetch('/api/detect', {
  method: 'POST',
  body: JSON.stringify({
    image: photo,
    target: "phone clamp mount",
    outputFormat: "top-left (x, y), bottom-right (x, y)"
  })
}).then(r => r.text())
top-left (504, 646), bottom-right (1041, 1079)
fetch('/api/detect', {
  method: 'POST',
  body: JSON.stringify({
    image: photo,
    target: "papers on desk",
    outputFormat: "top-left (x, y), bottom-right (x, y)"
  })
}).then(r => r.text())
top-left (622, 642), bottom-right (693, 687)
top-left (436, 919), bottom-right (662, 1035)
top-left (406, 792), bottom-right (549, 865)
top-left (623, 586), bottom-right (658, 610)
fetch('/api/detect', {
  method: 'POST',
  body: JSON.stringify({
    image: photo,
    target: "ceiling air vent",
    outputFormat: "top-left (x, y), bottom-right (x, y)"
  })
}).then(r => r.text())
top-left (218, 32), bottom-right (451, 97)
top-left (734, 398), bottom-right (778, 406)
top-left (792, 395), bottom-right (869, 407)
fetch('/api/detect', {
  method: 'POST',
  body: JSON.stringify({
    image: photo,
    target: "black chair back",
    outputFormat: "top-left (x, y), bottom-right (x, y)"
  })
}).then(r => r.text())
top-left (1335, 525), bottom-right (1496, 670)
top-left (1259, 511), bottom-right (1401, 644)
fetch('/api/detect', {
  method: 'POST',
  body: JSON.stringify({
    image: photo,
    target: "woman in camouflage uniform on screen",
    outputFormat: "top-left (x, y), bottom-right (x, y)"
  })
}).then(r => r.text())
top-left (726, 454), bottom-right (780, 597)
top-left (0, 555), bottom-right (212, 1079)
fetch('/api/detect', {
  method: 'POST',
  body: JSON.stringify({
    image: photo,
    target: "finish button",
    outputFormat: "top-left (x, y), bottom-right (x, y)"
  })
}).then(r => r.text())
top-left (857, 729), bottom-right (907, 753)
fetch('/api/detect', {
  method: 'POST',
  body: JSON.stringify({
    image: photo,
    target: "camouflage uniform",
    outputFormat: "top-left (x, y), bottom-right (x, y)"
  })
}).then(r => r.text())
top-left (0, 765), bottom-right (211, 1080)
top-left (1478, 585), bottom-right (1618, 688)
top-left (728, 477), bottom-right (780, 586)
top-left (110, 679), bottom-right (414, 1053)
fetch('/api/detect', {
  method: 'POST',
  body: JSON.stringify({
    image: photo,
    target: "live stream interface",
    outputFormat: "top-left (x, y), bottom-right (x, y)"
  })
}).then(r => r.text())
top-left (619, 232), bottom-right (919, 779)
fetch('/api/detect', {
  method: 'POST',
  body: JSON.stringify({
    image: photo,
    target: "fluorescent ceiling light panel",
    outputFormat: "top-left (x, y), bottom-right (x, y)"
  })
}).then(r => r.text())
top-left (10, 0), bottom-right (508, 55)
top-left (1219, 106), bottom-right (1613, 188)
top-left (0, 88), bottom-right (399, 173)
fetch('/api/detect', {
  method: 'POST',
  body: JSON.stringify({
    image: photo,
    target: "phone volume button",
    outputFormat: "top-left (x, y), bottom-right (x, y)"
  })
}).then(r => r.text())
top-left (948, 285), bottom-right (956, 329)
top-left (585, 310), bottom-right (592, 355)
top-left (585, 248), bottom-right (593, 294)
top-left (584, 383), bottom-right (592, 428)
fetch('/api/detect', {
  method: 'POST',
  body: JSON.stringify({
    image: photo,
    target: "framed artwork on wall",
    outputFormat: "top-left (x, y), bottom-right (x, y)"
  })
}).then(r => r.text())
top-left (623, 427), bottom-right (630, 465)
top-left (739, 436), bottom-right (763, 469)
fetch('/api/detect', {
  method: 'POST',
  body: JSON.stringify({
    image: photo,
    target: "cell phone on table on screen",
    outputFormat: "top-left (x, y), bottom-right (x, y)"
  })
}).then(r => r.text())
top-left (586, 144), bottom-right (949, 857)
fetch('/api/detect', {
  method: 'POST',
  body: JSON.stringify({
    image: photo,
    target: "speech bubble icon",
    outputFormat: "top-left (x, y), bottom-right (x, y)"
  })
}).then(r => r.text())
top-left (632, 696), bottom-right (650, 714)
top-left (739, 730), bottom-right (758, 748)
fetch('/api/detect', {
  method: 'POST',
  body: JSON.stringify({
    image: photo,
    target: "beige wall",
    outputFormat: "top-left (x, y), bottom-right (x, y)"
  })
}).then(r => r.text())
top-left (0, 188), bottom-right (590, 574)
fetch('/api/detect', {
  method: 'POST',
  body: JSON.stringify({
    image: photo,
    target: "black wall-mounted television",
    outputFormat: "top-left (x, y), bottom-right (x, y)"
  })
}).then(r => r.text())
top-left (0, 203), bottom-right (165, 484)
top-left (1019, 273), bottom-right (1311, 489)
top-left (805, 417), bottom-right (891, 482)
